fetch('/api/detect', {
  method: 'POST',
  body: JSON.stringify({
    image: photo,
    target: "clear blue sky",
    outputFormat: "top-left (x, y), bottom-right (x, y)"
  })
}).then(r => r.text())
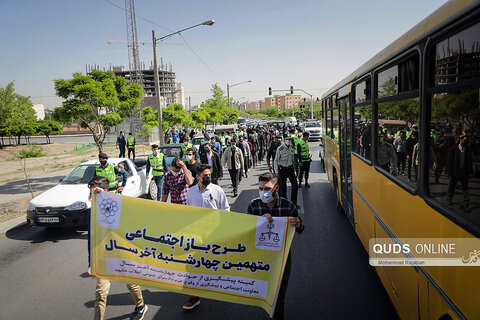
top-left (0, 0), bottom-right (447, 109)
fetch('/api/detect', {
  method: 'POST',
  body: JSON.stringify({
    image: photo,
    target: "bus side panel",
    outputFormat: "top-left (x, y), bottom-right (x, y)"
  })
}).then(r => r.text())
top-left (375, 223), bottom-right (419, 320)
top-left (428, 281), bottom-right (460, 320)
top-left (351, 156), bottom-right (375, 250)
top-left (358, 167), bottom-right (479, 319)
top-left (418, 276), bottom-right (429, 320)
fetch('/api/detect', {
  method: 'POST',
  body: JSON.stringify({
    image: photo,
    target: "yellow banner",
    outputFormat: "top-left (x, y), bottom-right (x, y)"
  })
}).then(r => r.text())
top-left (91, 191), bottom-right (295, 316)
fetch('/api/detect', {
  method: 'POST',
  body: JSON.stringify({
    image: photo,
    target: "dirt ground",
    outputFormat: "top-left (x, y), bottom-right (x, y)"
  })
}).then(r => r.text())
top-left (0, 143), bottom-right (118, 183)
top-left (0, 199), bottom-right (29, 223)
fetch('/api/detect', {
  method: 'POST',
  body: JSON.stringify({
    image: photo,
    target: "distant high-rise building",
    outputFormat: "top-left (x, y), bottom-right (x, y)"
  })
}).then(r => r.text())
top-left (175, 82), bottom-right (184, 106)
top-left (33, 104), bottom-right (45, 120)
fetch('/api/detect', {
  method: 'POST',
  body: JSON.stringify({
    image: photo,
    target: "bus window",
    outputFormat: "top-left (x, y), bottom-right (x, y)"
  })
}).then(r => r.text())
top-left (429, 87), bottom-right (480, 226)
top-left (377, 97), bottom-right (420, 185)
top-left (332, 108), bottom-right (339, 141)
top-left (378, 66), bottom-right (398, 98)
top-left (327, 108), bottom-right (332, 137)
top-left (353, 105), bottom-right (373, 161)
top-left (354, 79), bottom-right (371, 104)
top-left (434, 22), bottom-right (480, 85)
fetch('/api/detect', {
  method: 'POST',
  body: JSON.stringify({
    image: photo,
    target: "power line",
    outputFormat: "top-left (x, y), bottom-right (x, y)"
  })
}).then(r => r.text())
top-left (103, 0), bottom-right (226, 83)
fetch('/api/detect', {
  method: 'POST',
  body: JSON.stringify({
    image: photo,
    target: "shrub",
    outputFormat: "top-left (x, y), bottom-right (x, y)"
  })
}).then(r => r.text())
top-left (19, 145), bottom-right (45, 159)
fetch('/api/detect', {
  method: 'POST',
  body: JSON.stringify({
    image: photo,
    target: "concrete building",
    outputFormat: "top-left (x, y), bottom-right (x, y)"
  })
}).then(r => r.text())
top-left (248, 101), bottom-right (261, 112)
top-left (175, 82), bottom-right (184, 106)
top-left (298, 98), bottom-right (312, 109)
top-left (33, 104), bottom-right (45, 120)
top-left (279, 94), bottom-right (301, 111)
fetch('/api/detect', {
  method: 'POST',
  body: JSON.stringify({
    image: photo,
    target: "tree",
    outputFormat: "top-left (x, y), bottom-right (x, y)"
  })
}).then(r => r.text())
top-left (36, 120), bottom-right (63, 143)
top-left (53, 70), bottom-right (143, 152)
top-left (0, 82), bottom-right (37, 146)
top-left (162, 104), bottom-right (191, 130)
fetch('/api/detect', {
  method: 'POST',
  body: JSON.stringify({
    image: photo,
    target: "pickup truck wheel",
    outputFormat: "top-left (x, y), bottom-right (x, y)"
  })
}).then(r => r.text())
top-left (149, 180), bottom-right (157, 200)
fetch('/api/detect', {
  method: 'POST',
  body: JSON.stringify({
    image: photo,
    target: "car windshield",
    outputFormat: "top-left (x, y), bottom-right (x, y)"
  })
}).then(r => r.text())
top-left (160, 147), bottom-right (181, 157)
top-left (61, 164), bottom-right (97, 184)
top-left (305, 122), bottom-right (321, 128)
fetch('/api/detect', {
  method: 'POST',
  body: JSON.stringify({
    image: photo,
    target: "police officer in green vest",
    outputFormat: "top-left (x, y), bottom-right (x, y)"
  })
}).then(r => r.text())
top-left (95, 152), bottom-right (128, 193)
top-left (180, 137), bottom-right (193, 162)
top-left (146, 144), bottom-right (167, 201)
top-left (297, 132), bottom-right (311, 187)
top-left (127, 132), bottom-right (136, 161)
top-left (292, 128), bottom-right (303, 176)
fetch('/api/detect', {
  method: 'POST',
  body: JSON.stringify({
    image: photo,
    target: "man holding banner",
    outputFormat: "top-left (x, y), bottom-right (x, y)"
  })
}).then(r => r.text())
top-left (87, 176), bottom-right (148, 320)
top-left (183, 163), bottom-right (230, 309)
top-left (90, 167), bottom-right (296, 318)
top-left (247, 172), bottom-right (304, 320)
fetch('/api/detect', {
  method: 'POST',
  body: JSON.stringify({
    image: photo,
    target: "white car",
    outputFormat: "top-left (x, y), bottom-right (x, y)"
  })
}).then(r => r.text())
top-left (26, 158), bottom-right (155, 227)
top-left (303, 121), bottom-right (322, 141)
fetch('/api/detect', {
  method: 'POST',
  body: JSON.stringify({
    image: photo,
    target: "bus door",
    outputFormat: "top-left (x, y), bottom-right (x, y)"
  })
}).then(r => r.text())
top-left (339, 96), bottom-right (354, 222)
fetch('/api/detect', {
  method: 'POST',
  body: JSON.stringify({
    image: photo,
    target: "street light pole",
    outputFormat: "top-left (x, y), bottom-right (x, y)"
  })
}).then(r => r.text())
top-left (152, 20), bottom-right (214, 145)
top-left (227, 80), bottom-right (252, 108)
top-left (152, 29), bottom-right (164, 145)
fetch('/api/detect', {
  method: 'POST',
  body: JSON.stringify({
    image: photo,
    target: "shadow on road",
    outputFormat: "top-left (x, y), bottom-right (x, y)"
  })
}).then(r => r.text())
top-left (5, 224), bottom-right (87, 243)
top-left (0, 176), bottom-right (64, 196)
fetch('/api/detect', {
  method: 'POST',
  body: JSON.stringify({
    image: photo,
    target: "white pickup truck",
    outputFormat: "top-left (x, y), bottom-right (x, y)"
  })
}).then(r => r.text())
top-left (26, 158), bottom-right (155, 227)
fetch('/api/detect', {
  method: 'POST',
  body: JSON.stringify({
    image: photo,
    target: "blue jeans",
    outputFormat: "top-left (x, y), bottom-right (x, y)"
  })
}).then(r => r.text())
top-left (152, 175), bottom-right (164, 201)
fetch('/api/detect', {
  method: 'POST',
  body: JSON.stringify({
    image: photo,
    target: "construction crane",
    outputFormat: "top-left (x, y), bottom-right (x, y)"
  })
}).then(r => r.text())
top-left (125, 0), bottom-right (142, 85)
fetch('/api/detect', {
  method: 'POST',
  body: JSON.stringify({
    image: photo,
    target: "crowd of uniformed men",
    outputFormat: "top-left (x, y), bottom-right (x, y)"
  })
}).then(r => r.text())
top-left (91, 124), bottom-right (312, 320)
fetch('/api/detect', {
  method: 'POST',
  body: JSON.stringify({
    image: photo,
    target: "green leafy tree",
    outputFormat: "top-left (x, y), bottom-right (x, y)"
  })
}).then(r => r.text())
top-left (36, 120), bottom-right (63, 143)
top-left (162, 104), bottom-right (191, 130)
top-left (0, 82), bottom-right (37, 145)
top-left (53, 70), bottom-right (143, 152)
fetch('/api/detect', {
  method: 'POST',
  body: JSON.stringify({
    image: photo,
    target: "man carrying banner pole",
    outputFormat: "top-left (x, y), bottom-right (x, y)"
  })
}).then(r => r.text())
top-left (87, 176), bottom-right (148, 320)
top-left (247, 172), bottom-right (304, 320)
top-left (183, 163), bottom-right (230, 310)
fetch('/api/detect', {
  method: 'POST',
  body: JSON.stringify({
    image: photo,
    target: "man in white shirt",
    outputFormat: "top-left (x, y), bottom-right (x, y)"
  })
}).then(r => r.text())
top-left (183, 163), bottom-right (230, 310)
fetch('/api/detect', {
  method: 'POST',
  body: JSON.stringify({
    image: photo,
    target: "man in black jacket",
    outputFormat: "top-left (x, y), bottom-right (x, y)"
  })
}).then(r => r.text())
top-left (200, 142), bottom-right (223, 184)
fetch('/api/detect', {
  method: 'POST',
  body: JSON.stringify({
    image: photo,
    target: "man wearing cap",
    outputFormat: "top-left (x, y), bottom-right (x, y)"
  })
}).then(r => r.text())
top-left (95, 152), bottom-right (128, 193)
top-left (146, 144), bottom-right (167, 201)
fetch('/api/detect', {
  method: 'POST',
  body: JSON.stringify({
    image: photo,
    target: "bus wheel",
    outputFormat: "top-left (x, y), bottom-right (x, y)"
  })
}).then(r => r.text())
top-left (333, 173), bottom-right (343, 213)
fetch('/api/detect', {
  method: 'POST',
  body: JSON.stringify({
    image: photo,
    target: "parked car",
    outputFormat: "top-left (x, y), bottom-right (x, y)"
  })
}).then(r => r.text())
top-left (26, 158), bottom-right (153, 227)
top-left (158, 144), bottom-right (182, 170)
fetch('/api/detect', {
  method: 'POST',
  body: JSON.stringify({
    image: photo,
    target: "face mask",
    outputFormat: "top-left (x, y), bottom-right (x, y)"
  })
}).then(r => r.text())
top-left (379, 137), bottom-right (384, 143)
top-left (100, 160), bottom-right (107, 167)
top-left (298, 133), bottom-right (302, 137)
top-left (171, 170), bottom-right (181, 177)
top-left (259, 190), bottom-right (275, 204)
top-left (187, 155), bottom-right (193, 161)
top-left (153, 150), bottom-right (158, 155)
top-left (202, 176), bottom-right (211, 186)
top-left (285, 141), bottom-right (291, 147)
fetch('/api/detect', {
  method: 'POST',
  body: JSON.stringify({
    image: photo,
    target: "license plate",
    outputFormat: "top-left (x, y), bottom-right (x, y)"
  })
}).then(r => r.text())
top-left (38, 217), bottom-right (60, 223)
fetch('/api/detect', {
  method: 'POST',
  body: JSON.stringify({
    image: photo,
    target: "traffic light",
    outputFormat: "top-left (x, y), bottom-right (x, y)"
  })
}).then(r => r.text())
top-left (268, 87), bottom-right (272, 96)
top-left (290, 86), bottom-right (294, 94)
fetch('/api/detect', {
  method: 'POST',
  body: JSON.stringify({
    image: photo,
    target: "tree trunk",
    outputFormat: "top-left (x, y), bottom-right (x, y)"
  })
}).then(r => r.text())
top-left (17, 135), bottom-right (21, 145)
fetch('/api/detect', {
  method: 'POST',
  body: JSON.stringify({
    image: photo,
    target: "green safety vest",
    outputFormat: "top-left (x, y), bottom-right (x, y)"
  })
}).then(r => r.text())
top-left (406, 130), bottom-right (412, 139)
top-left (182, 143), bottom-right (192, 161)
top-left (291, 134), bottom-right (299, 154)
top-left (237, 130), bottom-right (243, 137)
top-left (200, 139), bottom-right (205, 145)
top-left (220, 136), bottom-right (226, 147)
top-left (95, 163), bottom-right (119, 189)
top-left (127, 136), bottom-right (135, 148)
top-left (148, 153), bottom-right (164, 176)
top-left (298, 139), bottom-right (310, 161)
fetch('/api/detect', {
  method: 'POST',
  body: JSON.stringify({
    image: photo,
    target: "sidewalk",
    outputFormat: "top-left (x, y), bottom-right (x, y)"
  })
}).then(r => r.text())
top-left (0, 215), bottom-right (27, 236)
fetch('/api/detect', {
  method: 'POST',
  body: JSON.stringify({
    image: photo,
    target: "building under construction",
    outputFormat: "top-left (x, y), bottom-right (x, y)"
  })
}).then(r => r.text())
top-left (86, 63), bottom-right (177, 110)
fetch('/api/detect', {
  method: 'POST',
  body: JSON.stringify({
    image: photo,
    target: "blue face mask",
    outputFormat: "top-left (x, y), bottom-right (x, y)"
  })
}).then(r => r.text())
top-left (259, 187), bottom-right (276, 203)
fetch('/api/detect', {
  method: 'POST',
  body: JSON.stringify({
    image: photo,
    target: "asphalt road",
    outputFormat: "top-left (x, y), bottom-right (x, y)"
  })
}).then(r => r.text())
top-left (0, 142), bottom-right (398, 320)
